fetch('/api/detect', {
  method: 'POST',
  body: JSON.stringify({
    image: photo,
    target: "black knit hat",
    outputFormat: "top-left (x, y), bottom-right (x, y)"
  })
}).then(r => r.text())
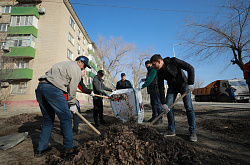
top-left (121, 73), bottom-right (125, 76)
top-left (98, 70), bottom-right (104, 76)
top-left (145, 60), bottom-right (150, 65)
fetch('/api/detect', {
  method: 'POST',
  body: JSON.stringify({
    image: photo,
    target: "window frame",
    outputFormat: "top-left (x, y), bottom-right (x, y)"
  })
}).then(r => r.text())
top-left (7, 34), bottom-right (37, 48)
top-left (0, 23), bottom-right (10, 32)
top-left (69, 17), bottom-right (75, 30)
top-left (67, 49), bottom-right (73, 60)
top-left (68, 33), bottom-right (74, 45)
top-left (1, 6), bottom-right (12, 13)
top-left (11, 82), bottom-right (27, 95)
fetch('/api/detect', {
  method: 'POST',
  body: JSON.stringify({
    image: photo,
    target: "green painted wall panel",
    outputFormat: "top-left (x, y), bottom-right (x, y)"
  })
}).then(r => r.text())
top-left (87, 84), bottom-right (93, 89)
top-left (89, 60), bottom-right (99, 72)
top-left (11, 7), bottom-right (40, 19)
top-left (7, 26), bottom-right (38, 37)
top-left (4, 47), bottom-right (36, 58)
top-left (88, 50), bottom-right (103, 68)
top-left (87, 72), bottom-right (96, 78)
top-left (0, 68), bottom-right (33, 80)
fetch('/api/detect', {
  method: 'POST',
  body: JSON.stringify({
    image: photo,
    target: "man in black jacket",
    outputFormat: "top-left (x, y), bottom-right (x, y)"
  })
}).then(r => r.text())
top-left (150, 54), bottom-right (197, 142)
top-left (116, 73), bottom-right (132, 89)
top-left (92, 70), bottom-right (113, 126)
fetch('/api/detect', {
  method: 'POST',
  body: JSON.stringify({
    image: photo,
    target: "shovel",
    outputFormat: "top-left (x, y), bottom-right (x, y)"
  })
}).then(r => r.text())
top-left (147, 91), bottom-right (189, 127)
top-left (75, 111), bottom-right (102, 136)
top-left (77, 90), bottom-right (110, 99)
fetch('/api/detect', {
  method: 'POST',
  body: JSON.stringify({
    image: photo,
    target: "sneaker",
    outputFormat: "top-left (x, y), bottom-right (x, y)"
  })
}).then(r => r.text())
top-left (34, 145), bottom-right (52, 158)
top-left (164, 130), bottom-right (176, 137)
top-left (190, 132), bottom-right (197, 142)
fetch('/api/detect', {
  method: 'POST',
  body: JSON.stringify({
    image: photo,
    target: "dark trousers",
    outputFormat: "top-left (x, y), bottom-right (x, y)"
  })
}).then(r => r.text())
top-left (150, 92), bottom-right (162, 120)
top-left (93, 97), bottom-right (103, 123)
top-left (72, 100), bottom-right (80, 132)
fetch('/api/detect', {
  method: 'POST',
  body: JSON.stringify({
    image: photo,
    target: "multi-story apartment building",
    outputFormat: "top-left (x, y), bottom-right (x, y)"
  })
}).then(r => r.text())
top-left (0, 0), bottom-right (112, 107)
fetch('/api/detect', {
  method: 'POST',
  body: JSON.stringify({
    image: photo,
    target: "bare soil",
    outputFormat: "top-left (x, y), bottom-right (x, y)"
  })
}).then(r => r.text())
top-left (0, 103), bottom-right (249, 165)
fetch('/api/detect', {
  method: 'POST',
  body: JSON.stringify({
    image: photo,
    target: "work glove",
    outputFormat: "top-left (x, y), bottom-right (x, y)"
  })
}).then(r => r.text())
top-left (70, 105), bottom-right (77, 114)
top-left (90, 91), bottom-right (95, 97)
top-left (187, 85), bottom-right (194, 93)
top-left (162, 104), bottom-right (170, 114)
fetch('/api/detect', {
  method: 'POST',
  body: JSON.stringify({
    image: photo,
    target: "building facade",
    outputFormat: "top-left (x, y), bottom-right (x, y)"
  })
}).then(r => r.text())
top-left (0, 0), bottom-right (111, 107)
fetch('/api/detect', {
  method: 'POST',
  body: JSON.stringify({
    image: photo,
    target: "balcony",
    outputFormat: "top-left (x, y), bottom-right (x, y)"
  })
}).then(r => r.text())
top-left (0, 68), bottom-right (33, 80)
top-left (4, 47), bottom-right (36, 58)
top-left (7, 26), bottom-right (38, 37)
top-left (11, 7), bottom-right (40, 19)
top-left (17, 0), bottom-right (42, 2)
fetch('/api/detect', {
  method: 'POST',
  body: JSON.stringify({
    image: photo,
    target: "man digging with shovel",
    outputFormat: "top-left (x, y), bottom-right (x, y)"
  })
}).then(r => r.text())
top-left (150, 54), bottom-right (197, 142)
top-left (35, 56), bottom-right (91, 158)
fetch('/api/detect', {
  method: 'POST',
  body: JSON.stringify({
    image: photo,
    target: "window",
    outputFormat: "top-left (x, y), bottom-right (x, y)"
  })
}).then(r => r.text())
top-left (1, 6), bottom-right (11, 13)
top-left (11, 16), bottom-right (35, 27)
top-left (77, 44), bottom-right (80, 51)
top-left (78, 30), bottom-right (81, 39)
top-left (7, 34), bottom-right (37, 48)
top-left (0, 23), bottom-right (10, 32)
top-left (68, 33), bottom-right (74, 45)
top-left (67, 49), bottom-right (73, 60)
top-left (11, 82), bottom-right (27, 94)
top-left (69, 17), bottom-right (75, 30)
top-left (83, 36), bottom-right (86, 45)
top-left (14, 61), bottom-right (29, 69)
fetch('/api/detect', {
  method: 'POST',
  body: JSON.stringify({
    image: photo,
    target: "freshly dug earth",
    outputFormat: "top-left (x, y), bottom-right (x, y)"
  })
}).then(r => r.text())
top-left (0, 103), bottom-right (250, 165)
top-left (5, 113), bottom-right (42, 125)
top-left (47, 124), bottom-right (201, 165)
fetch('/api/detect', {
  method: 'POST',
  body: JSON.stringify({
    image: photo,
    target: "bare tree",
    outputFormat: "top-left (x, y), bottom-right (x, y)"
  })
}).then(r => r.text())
top-left (96, 34), bottom-right (136, 82)
top-left (194, 76), bottom-right (206, 89)
top-left (130, 45), bottom-right (155, 88)
top-left (181, 0), bottom-right (250, 72)
top-left (0, 55), bottom-right (22, 104)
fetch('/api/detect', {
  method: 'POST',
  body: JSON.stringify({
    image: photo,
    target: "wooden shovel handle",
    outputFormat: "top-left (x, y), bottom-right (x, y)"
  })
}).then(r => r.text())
top-left (75, 111), bottom-right (101, 135)
top-left (148, 91), bottom-right (189, 127)
top-left (77, 90), bottom-right (110, 99)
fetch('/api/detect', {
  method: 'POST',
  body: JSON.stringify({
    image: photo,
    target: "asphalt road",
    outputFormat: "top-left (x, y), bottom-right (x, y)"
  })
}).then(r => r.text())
top-left (190, 101), bottom-right (250, 109)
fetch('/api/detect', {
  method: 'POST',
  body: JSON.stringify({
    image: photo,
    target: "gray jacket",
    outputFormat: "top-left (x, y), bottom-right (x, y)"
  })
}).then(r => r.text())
top-left (39, 61), bottom-right (82, 105)
top-left (93, 75), bottom-right (112, 98)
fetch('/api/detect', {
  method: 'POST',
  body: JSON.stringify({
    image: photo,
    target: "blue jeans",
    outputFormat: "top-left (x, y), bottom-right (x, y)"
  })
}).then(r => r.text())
top-left (73, 100), bottom-right (80, 132)
top-left (150, 92), bottom-right (162, 120)
top-left (166, 85), bottom-right (196, 133)
top-left (35, 83), bottom-right (74, 151)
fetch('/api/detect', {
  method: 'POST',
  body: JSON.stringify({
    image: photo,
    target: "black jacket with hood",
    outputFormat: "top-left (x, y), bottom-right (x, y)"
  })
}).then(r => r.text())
top-left (157, 57), bottom-right (195, 104)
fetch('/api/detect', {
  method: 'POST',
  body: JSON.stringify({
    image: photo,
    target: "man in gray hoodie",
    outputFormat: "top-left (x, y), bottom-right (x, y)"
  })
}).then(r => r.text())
top-left (92, 70), bottom-right (113, 126)
top-left (34, 56), bottom-right (91, 158)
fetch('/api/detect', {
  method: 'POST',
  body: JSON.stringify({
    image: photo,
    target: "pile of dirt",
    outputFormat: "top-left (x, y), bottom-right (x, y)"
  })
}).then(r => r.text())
top-left (47, 124), bottom-right (202, 165)
top-left (5, 113), bottom-right (42, 125)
